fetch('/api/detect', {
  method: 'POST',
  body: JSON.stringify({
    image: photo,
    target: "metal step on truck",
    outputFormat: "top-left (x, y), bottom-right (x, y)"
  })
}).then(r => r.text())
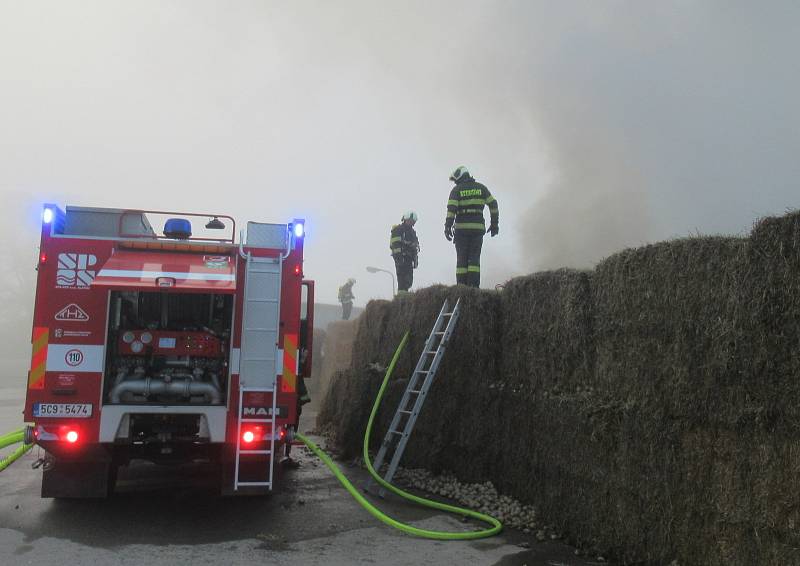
top-left (24, 204), bottom-right (314, 497)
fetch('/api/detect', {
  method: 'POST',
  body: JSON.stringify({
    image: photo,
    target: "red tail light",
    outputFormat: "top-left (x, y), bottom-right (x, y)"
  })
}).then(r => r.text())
top-left (33, 425), bottom-right (83, 445)
top-left (241, 425), bottom-right (264, 444)
top-left (39, 251), bottom-right (47, 264)
top-left (294, 265), bottom-right (302, 276)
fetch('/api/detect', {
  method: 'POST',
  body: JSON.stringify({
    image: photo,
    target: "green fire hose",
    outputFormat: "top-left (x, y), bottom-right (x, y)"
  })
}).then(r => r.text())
top-left (296, 331), bottom-right (502, 540)
top-left (0, 428), bottom-right (33, 473)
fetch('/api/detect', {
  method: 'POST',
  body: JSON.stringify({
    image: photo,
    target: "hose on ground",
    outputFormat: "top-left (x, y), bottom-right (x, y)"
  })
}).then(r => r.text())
top-left (0, 428), bottom-right (33, 472)
top-left (295, 330), bottom-right (502, 540)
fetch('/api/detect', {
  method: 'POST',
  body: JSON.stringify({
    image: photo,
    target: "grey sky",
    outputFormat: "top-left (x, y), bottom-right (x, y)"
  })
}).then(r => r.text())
top-left (1, 1), bottom-right (799, 374)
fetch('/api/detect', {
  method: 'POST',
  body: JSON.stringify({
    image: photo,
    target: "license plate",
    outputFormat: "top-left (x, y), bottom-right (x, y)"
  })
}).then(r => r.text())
top-left (33, 403), bottom-right (93, 418)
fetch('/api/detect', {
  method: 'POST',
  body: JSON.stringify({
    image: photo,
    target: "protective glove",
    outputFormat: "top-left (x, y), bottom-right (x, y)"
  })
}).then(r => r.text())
top-left (487, 224), bottom-right (499, 237)
top-left (445, 225), bottom-right (453, 241)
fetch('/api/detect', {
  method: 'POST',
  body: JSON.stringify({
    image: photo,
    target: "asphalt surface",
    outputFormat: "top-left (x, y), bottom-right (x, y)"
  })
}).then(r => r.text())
top-left (0, 386), bottom-right (607, 565)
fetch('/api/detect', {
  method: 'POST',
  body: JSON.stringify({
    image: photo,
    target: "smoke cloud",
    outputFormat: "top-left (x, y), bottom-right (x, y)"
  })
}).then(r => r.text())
top-left (1, 1), bottom-right (799, 380)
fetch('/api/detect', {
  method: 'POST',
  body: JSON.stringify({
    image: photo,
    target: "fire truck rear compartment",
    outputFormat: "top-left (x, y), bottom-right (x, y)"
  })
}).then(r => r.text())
top-left (117, 413), bottom-right (218, 464)
top-left (104, 290), bottom-right (233, 406)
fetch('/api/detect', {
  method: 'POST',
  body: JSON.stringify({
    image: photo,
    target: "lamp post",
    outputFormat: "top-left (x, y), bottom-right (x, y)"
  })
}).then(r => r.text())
top-left (366, 266), bottom-right (396, 297)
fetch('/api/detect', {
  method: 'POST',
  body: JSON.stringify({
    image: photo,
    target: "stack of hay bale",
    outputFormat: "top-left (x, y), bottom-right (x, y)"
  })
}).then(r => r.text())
top-left (318, 211), bottom-right (800, 566)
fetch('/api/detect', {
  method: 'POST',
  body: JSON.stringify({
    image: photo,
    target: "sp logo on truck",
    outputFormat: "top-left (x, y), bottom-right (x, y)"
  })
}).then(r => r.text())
top-left (55, 303), bottom-right (90, 322)
top-left (64, 349), bottom-right (84, 367)
top-left (56, 253), bottom-right (97, 288)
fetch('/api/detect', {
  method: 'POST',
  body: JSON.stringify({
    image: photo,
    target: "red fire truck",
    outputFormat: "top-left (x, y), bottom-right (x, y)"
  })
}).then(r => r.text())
top-left (24, 205), bottom-right (314, 497)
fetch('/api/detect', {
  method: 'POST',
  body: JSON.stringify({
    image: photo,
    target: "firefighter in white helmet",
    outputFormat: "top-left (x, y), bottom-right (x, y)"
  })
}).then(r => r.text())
top-left (444, 166), bottom-right (499, 287)
top-left (390, 211), bottom-right (420, 294)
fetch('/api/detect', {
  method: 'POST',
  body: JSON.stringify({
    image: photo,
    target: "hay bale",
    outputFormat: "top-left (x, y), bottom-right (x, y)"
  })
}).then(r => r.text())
top-left (493, 270), bottom-right (605, 553)
top-left (317, 286), bottom-right (502, 472)
top-left (739, 210), bottom-right (800, 432)
top-left (356, 287), bottom-right (503, 480)
top-left (499, 269), bottom-right (594, 393)
top-left (589, 236), bottom-right (750, 563)
top-left (314, 321), bottom-right (355, 404)
top-left (593, 236), bottom-right (746, 408)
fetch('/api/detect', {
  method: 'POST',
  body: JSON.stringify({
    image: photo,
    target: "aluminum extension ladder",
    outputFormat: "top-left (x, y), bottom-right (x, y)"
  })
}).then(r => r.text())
top-left (234, 252), bottom-right (282, 490)
top-left (367, 298), bottom-right (461, 496)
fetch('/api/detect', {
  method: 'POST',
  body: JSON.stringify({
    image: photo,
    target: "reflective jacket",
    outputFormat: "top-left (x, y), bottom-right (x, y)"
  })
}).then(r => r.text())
top-left (338, 283), bottom-right (354, 304)
top-left (389, 222), bottom-right (419, 259)
top-left (444, 176), bottom-right (499, 234)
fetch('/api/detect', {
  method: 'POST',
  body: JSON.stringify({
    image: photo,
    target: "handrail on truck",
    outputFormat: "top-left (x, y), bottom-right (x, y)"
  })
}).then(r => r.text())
top-left (238, 228), bottom-right (294, 260)
top-left (118, 209), bottom-right (237, 244)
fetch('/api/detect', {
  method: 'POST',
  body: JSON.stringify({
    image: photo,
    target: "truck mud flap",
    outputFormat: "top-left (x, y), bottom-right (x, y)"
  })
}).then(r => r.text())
top-left (42, 461), bottom-right (113, 498)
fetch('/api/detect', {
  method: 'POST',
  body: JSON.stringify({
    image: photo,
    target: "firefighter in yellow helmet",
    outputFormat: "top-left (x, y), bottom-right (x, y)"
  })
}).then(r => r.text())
top-left (389, 211), bottom-right (420, 294)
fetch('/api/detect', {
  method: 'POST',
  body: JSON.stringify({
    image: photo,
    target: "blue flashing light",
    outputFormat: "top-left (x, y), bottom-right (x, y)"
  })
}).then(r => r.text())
top-left (164, 218), bottom-right (192, 239)
top-left (293, 222), bottom-right (305, 238)
top-left (42, 208), bottom-right (54, 224)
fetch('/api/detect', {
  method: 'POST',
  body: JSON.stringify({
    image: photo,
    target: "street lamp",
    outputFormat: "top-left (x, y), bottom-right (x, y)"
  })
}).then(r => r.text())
top-left (366, 266), bottom-right (396, 297)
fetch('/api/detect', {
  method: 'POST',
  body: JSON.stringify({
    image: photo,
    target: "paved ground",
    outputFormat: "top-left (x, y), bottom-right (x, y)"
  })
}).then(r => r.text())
top-left (0, 387), bottom-right (607, 565)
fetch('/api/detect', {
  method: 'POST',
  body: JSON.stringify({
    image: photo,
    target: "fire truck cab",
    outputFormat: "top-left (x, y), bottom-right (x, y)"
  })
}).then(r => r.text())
top-left (25, 205), bottom-right (314, 497)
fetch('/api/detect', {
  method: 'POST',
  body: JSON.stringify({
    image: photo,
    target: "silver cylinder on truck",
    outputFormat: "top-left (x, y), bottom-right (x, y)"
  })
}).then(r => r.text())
top-left (109, 378), bottom-right (222, 404)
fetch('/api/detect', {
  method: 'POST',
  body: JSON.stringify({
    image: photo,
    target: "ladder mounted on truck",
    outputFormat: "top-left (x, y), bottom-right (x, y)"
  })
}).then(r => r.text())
top-left (234, 250), bottom-right (283, 490)
top-left (367, 298), bottom-right (461, 496)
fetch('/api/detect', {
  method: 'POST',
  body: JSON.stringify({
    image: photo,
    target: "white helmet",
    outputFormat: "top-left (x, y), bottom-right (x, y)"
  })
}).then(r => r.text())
top-left (402, 211), bottom-right (418, 222)
top-left (449, 166), bottom-right (469, 182)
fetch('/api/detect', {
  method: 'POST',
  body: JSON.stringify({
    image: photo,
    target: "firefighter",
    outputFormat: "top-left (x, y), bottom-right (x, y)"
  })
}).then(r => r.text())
top-left (282, 388), bottom-right (308, 469)
top-left (283, 342), bottom-right (310, 469)
top-left (444, 166), bottom-right (499, 287)
top-left (338, 278), bottom-right (356, 320)
top-left (297, 320), bottom-right (311, 405)
top-left (390, 211), bottom-right (420, 294)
